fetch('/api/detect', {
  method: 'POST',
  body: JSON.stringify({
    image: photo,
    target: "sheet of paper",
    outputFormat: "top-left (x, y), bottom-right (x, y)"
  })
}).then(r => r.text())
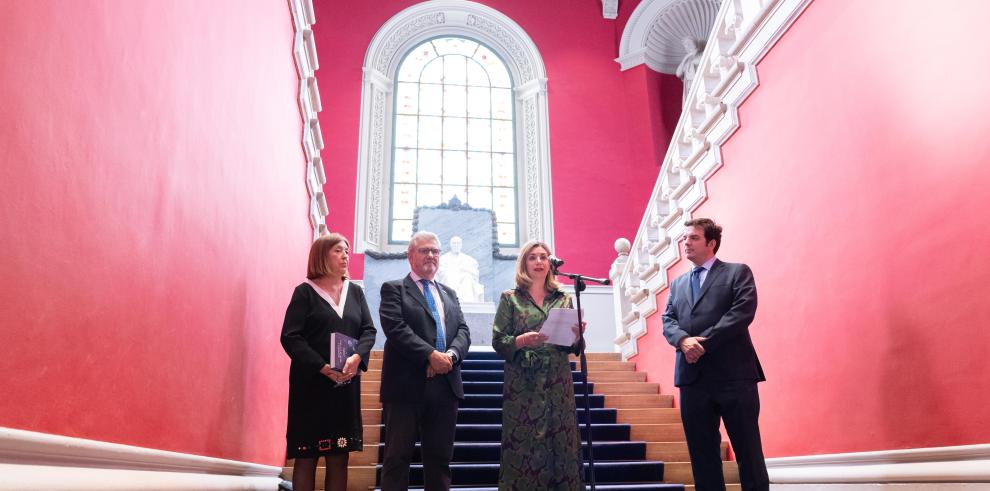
top-left (538, 308), bottom-right (582, 346)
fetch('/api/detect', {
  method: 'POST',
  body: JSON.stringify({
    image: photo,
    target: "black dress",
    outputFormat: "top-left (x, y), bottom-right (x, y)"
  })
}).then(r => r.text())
top-left (280, 281), bottom-right (377, 458)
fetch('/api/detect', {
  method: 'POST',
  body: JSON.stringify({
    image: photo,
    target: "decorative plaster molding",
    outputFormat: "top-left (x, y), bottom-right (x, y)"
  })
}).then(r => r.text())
top-left (617, 0), bottom-right (722, 73)
top-left (0, 427), bottom-right (281, 490)
top-left (289, 0), bottom-right (327, 240)
top-left (602, 0), bottom-right (619, 20)
top-left (364, 197), bottom-right (518, 260)
top-left (355, 0), bottom-right (554, 254)
top-left (372, 12), bottom-right (447, 74)
top-left (609, 0), bottom-right (813, 360)
top-left (767, 443), bottom-right (990, 483)
top-left (616, 47), bottom-right (648, 71)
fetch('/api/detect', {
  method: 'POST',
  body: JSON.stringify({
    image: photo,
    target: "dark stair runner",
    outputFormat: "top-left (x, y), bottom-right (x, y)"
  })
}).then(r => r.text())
top-left (373, 351), bottom-right (683, 490)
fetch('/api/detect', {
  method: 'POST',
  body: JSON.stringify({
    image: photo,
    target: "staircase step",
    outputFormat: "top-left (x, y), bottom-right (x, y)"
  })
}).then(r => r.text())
top-left (605, 394), bottom-right (674, 409)
top-left (363, 393), bottom-right (669, 409)
top-left (284, 464), bottom-right (695, 491)
top-left (594, 382), bottom-right (661, 395)
top-left (285, 443), bottom-right (728, 469)
top-left (571, 352), bottom-right (622, 361)
top-left (645, 442), bottom-right (729, 462)
top-left (362, 408), bottom-right (381, 425)
top-left (616, 408), bottom-right (681, 424)
top-left (362, 351), bottom-right (619, 362)
top-left (370, 423), bottom-right (634, 442)
top-left (369, 349), bottom-right (619, 359)
top-left (582, 360), bottom-right (637, 371)
top-left (376, 486), bottom-right (684, 491)
top-left (367, 440), bottom-right (649, 463)
top-left (360, 368), bottom-right (646, 383)
top-left (374, 461), bottom-right (667, 486)
top-left (361, 393), bottom-right (381, 408)
top-left (663, 461), bottom-right (739, 484)
top-left (587, 371), bottom-right (648, 382)
top-left (629, 424), bottom-right (686, 442)
top-left (360, 407), bottom-right (620, 426)
top-left (459, 369), bottom-right (588, 382)
top-left (458, 393), bottom-right (607, 408)
top-left (294, 351), bottom-right (737, 490)
top-left (452, 407), bottom-right (617, 424)
top-left (367, 358), bottom-right (633, 371)
top-left (361, 380), bottom-right (596, 395)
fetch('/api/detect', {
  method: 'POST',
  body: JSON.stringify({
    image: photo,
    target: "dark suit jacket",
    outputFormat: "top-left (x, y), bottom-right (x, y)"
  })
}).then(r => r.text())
top-left (662, 259), bottom-right (765, 387)
top-left (379, 274), bottom-right (472, 402)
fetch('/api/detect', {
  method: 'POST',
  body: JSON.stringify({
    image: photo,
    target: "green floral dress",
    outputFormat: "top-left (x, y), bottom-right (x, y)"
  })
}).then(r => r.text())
top-left (492, 288), bottom-right (584, 491)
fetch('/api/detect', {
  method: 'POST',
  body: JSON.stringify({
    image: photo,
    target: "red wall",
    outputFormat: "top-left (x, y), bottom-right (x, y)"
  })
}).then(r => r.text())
top-left (633, 0), bottom-right (990, 457)
top-left (313, 0), bottom-right (679, 279)
top-left (0, 1), bottom-right (310, 465)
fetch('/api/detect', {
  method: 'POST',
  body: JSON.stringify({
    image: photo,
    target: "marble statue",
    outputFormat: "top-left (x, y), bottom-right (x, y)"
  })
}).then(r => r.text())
top-left (676, 37), bottom-right (704, 102)
top-left (438, 236), bottom-right (485, 302)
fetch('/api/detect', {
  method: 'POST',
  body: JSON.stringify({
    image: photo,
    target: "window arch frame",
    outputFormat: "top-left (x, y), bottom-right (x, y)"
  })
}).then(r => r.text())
top-left (354, 0), bottom-right (553, 254)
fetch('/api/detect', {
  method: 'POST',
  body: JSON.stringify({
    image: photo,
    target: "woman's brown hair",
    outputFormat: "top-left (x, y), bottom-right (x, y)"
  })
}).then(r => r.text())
top-left (306, 233), bottom-right (349, 280)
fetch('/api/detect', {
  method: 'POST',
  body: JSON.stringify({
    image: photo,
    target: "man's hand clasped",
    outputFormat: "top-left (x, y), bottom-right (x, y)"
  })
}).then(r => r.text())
top-left (679, 336), bottom-right (708, 364)
top-left (426, 350), bottom-right (454, 378)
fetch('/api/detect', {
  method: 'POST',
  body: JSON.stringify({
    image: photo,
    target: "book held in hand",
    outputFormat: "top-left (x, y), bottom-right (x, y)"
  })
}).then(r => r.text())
top-left (329, 332), bottom-right (358, 371)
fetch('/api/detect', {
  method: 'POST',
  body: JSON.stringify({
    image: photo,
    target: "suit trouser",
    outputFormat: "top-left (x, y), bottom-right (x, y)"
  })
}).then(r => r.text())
top-left (380, 376), bottom-right (460, 491)
top-left (679, 380), bottom-right (769, 491)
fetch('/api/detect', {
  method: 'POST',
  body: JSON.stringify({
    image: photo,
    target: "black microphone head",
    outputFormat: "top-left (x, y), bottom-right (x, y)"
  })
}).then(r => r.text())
top-left (549, 255), bottom-right (565, 268)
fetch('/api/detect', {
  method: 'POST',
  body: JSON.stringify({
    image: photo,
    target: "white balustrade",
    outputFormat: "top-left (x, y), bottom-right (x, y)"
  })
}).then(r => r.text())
top-left (609, 0), bottom-right (812, 359)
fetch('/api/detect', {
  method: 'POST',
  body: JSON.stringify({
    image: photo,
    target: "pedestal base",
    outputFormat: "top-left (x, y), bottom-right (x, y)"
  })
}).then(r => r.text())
top-left (461, 301), bottom-right (496, 350)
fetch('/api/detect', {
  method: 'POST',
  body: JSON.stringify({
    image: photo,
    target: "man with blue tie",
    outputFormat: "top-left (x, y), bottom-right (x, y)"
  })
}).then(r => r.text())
top-left (662, 218), bottom-right (769, 491)
top-left (379, 231), bottom-right (472, 490)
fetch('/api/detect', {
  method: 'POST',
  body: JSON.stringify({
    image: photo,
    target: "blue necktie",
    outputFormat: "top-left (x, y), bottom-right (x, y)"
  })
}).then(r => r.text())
top-left (420, 279), bottom-right (446, 351)
top-left (690, 266), bottom-right (704, 303)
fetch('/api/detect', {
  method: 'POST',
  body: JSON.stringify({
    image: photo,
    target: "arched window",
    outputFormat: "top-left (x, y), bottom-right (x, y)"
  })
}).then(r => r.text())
top-left (390, 37), bottom-right (518, 245)
top-left (355, 0), bottom-right (553, 254)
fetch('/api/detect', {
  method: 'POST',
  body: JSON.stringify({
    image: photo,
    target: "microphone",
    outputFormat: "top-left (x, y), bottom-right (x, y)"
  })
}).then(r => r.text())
top-left (549, 255), bottom-right (565, 268)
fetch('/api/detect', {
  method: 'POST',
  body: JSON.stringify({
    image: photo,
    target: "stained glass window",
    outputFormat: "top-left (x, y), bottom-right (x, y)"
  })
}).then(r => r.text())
top-left (390, 37), bottom-right (517, 246)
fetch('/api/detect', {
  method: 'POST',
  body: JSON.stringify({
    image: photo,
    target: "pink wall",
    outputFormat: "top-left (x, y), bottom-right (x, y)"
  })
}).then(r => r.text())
top-left (0, 1), bottom-right (310, 465)
top-left (313, 0), bottom-right (678, 279)
top-left (633, 0), bottom-right (990, 457)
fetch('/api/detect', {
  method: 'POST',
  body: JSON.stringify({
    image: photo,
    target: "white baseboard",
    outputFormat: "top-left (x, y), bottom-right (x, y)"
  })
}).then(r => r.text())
top-left (771, 485), bottom-right (990, 491)
top-left (0, 427), bottom-right (282, 491)
top-left (767, 443), bottom-right (990, 486)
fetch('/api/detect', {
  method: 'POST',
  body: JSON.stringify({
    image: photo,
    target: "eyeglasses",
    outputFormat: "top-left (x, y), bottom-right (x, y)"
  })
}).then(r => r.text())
top-left (416, 247), bottom-right (441, 256)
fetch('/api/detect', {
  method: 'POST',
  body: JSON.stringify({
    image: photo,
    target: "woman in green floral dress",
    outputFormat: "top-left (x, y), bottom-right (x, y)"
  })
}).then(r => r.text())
top-left (492, 240), bottom-right (585, 491)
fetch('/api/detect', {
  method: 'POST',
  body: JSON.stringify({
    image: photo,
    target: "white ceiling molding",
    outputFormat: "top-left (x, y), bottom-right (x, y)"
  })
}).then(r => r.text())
top-left (354, 0), bottom-right (555, 254)
top-left (608, 0), bottom-right (813, 360)
top-left (602, 0), bottom-right (619, 19)
top-left (616, 0), bottom-right (721, 73)
top-left (289, 0), bottom-right (329, 239)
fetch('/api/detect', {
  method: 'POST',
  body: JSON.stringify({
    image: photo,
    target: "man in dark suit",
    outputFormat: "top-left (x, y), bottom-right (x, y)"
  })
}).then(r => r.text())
top-left (379, 231), bottom-right (472, 491)
top-left (662, 218), bottom-right (769, 491)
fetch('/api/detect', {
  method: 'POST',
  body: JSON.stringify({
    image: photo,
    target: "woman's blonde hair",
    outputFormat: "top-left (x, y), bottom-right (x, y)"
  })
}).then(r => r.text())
top-left (307, 233), bottom-right (349, 280)
top-left (514, 240), bottom-right (560, 291)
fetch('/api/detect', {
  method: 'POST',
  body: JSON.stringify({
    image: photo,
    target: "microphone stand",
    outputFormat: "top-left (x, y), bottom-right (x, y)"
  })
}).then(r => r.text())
top-left (553, 265), bottom-right (610, 491)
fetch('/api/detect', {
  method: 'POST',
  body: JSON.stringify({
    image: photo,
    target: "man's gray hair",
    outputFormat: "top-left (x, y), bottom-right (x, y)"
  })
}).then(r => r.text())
top-left (407, 231), bottom-right (440, 253)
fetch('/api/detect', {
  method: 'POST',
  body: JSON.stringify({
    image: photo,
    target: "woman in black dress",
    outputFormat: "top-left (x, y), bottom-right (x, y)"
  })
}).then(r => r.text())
top-left (280, 233), bottom-right (377, 491)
